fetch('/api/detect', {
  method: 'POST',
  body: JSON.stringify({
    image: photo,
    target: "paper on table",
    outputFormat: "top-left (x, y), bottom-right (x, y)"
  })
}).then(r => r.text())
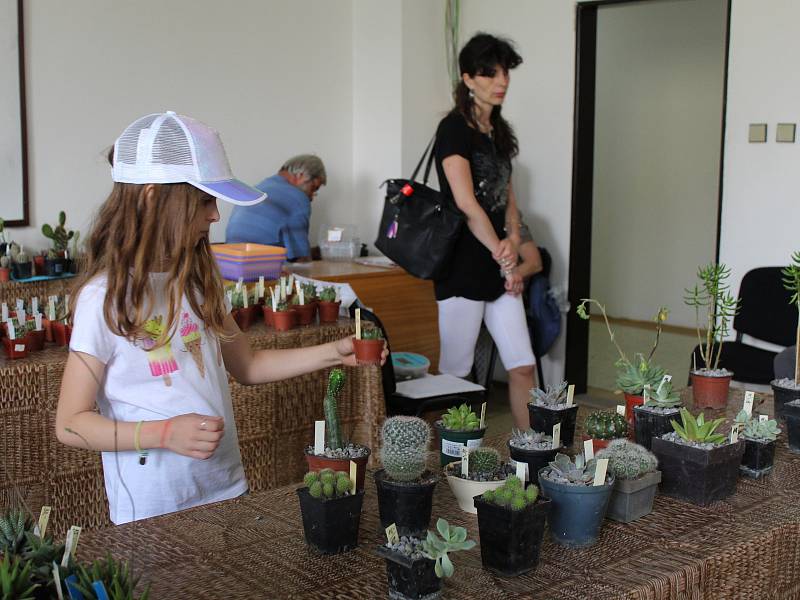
top-left (394, 374), bottom-right (484, 399)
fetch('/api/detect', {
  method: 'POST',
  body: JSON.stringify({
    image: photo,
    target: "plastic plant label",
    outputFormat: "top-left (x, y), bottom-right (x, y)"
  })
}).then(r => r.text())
top-left (552, 423), bottom-right (561, 449)
top-left (593, 458), bottom-right (609, 486)
top-left (18, 308), bottom-right (26, 324)
top-left (385, 523), bottom-right (399, 545)
top-left (314, 420), bottom-right (325, 455)
top-left (466, 438), bottom-right (482, 450)
top-left (643, 384), bottom-right (650, 403)
top-left (34, 313), bottom-right (42, 331)
top-left (16, 298), bottom-right (23, 313)
top-left (64, 574), bottom-right (83, 600)
top-left (759, 414), bottom-right (769, 423)
top-left (349, 460), bottom-right (357, 494)
top-left (8, 321), bottom-right (15, 340)
top-left (226, 290), bottom-right (233, 308)
top-left (91, 582), bottom-right (110, 600)
top-left (657, 375), bottom-right (672, 394)
top-left (355, 308), bottom-right (362, 339)
top-left (38, 506), bottom-right (52, 539)
top-left (52, 562), bottom-right (64, 600)
top-left (334, 287), bottom-right (341, 302)
top-left (1, 303), bottom-right (7, 322)
top-left (271, 289), bottom-right (278, 312)
top-left (583, 439), bottom-right (594, 461)
top-left (730, 423), bottom-right (742, 444)
top-left (299, 286), bottom-right (305, 305)
top-left (258, 276), bottom-right (265, 299)
top-left (328, 228), bottom-right (343, 242)
top-left (566, 384), bottom-right (575, 407)
top-left (441, 439), bottom-right (464, 457)
top-left (743, 391), bottom-right (755, 417)
top-left (515, 460), bottom-right (527, 482)
top-left (49, 298), bottom-right (56, 321)
top-left (61, 526), bottom-right (81, 567)
top-left (461, 446), bottom-right (469, 476)
top-left (480, 402), bottom-right (487, 428)
top-left (236, 277), bottom-right (243, 292)
top-left (287, 274), bottom-right (295, 292)
top-left (616, 404), bottom-right (626, 416)
top-left (14, 344), bottom-right (24, 352)
top-left (32, 297), bottom-right (38, 313)
top-left (280, 277), bottom-right (286, 301)
top-left (242, 285), bottom-right (248, 308)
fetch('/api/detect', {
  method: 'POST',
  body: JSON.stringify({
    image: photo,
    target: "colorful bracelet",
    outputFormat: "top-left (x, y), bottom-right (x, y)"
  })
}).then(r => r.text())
top-left (134, 420), bottom-right (148, 466)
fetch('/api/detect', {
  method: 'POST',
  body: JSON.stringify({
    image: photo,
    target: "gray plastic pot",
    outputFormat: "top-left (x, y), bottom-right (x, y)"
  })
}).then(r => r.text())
top-left (605, 470), bottom-right (661, 523)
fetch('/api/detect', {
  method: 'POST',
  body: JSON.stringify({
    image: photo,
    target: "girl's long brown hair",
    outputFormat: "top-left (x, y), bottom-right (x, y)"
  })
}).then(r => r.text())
top-left (70, 182), bottom-right (228, 346)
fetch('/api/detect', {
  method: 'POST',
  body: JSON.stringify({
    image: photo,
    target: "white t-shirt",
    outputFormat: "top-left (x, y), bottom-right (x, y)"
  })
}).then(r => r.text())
top-left (69, 274), bottom-right (247, 524)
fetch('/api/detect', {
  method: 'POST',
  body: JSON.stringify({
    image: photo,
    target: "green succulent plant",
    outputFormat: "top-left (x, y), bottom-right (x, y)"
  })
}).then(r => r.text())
top-left (615, 354), bottom-right (666, 395)
top-left (481, 476), bottom-right (538, 510)
top-left (467, 447), bottom-right (499, 476)
top-left (323, 369), bottom-right (346, 450)
top-left (644, 380), bottom-right (682, 409)
top-left (547, 453), bottom-right (597, 485)
top-left (0, 510), bottom-right (31, 555)
top-left (300, 282), bottom-right (318, 301)
top-left (782, 251), bottom-right (800, 384)
top-left (596, 439), bottom-right (658, 480)
top-left (585, 411), bottom-right (628, 440)
top-left (529, 380), bottom-right (568, 407)
top-left (41, 211), bottom-right (74, 252)
top-left (734, 410), bottom-right (781, 442)
top-left (440, 403), bottom-right (480, 432)
top-left (275, 300), bottom-right (290, 312)
top-left (380, 416), bottom-right (430, 482)
top-left (0, 554), bottom-right (38, 600)
top-left (305, 469), bottom-right (352, 499)
top-left (421, 518), bottom-right (476, 579)
top-left (509, 428), bottom-right (553, 448)
top-left (73, 553), bottom-right (150, 600)
top-left (226, 285), bottom-right (257, 310)
top-left (670, 407), bottom-right (727, 444)
top-left (359, 327), bottom-right (383, 340)
top-left (319, 286), bottom-right (337, 302)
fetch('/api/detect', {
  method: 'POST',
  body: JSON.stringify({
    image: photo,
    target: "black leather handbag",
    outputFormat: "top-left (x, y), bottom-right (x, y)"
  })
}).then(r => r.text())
top-left (375, 137), bottom-right (464, 280)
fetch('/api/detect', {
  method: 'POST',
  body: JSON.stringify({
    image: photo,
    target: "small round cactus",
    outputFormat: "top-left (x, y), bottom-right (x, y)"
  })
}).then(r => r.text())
top-left (596, 439), bottom-right (658, 480)
top-left (481, 479), bottom-right (540, 511)
top-left (585, 411), bottom-right (628, 440)
top-left (468, 447), bottom-right (500, 476)
top-left (303, 472), bottom-right (319, 488)
top-left (380, 416), bottom-right (431, 482)
top-left (305, 468), bottom-right (353, 499)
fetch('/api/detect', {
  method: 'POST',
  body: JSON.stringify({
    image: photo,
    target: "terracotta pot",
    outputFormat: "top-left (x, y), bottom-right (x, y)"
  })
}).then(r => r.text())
top-left (25, 329), bottom-right (46, 352)
top-left (272, 310), bottom-right (296, 332)
top-left (232, 307), bottom-right (254, 331)
top-left (318, 301), bottom-right (341, 323)
top-left (2, 337), bottom-right (28, 359)
top-left (624, 393), bottom-right (644, 437)
top-left (0, 267), bottom-right (9, 282)
top-left (690, 371), bottom-right (731, 409)
top-left (353, 338), bottom-right (383, 365)
top-left (262, 305), bottom-right (274, 328)
top-left (33, 255), bottom-right (45, 276)
top-left (291, 303), bottom-right (316, 326)
top-left (52, 321), bottom-right (72, 347)
top-left (304, 447), bottom-right (371, 492)
top-left (582, 434), bottom-right (613, 454)
top-left (42, 318), bottom-right (53, 343)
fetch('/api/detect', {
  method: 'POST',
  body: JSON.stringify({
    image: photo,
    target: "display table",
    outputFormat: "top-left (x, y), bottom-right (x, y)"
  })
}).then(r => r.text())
top-left (0, 320), bottom-right (385, 537)
top-left (74, 391), bottom-right (800, 599)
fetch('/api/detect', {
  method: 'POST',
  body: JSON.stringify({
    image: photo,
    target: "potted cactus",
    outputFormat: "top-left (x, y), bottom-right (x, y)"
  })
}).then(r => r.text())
top-left (296, 468), bottom-right (365, 554)
top-left (41, 211), bottom-right (74, 257)
top-left (632, 379), bottom-right (682, 450)
top-left (527, 380), bottom-right (578, 448)
top-left (786, 399), bottom-right (800, 453)
top-left (596, 439), bottom-right (660, 522)
top-left (734, 410), bottom-right (781, 478)
top-left (318, 286), bottom-right (341, 323)
top-left (651, 407), bottom-right (744, 505)
top-left (435, 403), bottom-right (486, 466)
top-left (538, 453), bottom-right (614, 547)
top-left (352, 326), bottom-right (384, 365)
top-left (305, 369), bottom-right (371, 491)
top-left (375, 518), bottom-right (474, 600)
top-left (443, 447), bottom-right (509, 513)
top-left (772, 251), bottom-right (800, 419)
top-left (474, 476), bottom-right (550, 577)
top-left (227, 284), bottom-right (259, 331)
top-left (506, 428), bottom-right (560, 485)
top-left (684, 263), bottom-right (740, 408)
top-left (0, 254), bottom-right (10, 282)
top-left (11, 245), bottom-right (32, 280)
top-left (290, 292), bottom-right (316, 326)
top-left (72, 553), bottom-right (150, 600)
top-left (2, 320), bottom-right (29, 359)
top-left (272, 299), bottom-right (296, 332)
top-left (583, 410), bottom-right (628, 453)
top-left (374, 416), bottom-right (438, 537)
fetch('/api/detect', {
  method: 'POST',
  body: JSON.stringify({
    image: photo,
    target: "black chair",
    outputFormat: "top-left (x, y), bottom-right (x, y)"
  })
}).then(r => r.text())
top-left (349, 301), bottom-right (498, 418)
top-left (689, 267), bottom-right (798, 384)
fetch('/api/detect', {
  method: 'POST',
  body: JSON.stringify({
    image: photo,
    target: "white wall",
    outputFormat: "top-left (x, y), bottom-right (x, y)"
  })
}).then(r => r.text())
top-left (590, 0), bottom-right (727, 327)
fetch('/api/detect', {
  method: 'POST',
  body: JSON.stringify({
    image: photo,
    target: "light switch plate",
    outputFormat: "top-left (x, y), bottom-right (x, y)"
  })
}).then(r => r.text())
top-left (776, 123), bottom-right (796, 143)
top-left (748, 123), bottom-right (767, 143)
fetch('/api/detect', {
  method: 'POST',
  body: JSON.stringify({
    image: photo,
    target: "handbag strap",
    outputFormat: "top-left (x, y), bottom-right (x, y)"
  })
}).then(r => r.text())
top-left (408, 135), bottom-right (437, 185)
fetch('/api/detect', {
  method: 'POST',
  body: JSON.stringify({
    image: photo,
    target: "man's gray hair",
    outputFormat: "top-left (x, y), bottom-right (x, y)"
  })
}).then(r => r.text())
top-left (280, 154), bottom-right (327, 185)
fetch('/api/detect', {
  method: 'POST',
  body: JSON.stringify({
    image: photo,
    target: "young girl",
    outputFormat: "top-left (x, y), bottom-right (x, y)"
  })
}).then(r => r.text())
top-left (55, 111), bottom-right (378, 525)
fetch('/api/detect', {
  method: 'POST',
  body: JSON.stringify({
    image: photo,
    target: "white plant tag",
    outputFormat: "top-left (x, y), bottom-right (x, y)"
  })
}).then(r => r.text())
top-left (1, 303), bottom-right (7, 322)
top-left (280, 277), bottom-right (286, 301)
top-left (461, 446), bottom-right (469, 476)
top-left (355, 308), bottom-right (361, 339)
top-left (226, 290), bottom-right (233, 308)
top-left (584, 439), bottom-right (595, 461)
top-left (258, 276), bottom-right (265, 299)
top-left (743, 391), bottom-right (755, 417)
top-left (385, 523), bottom-right (399, 545)
top-left (287, 274), bottom-right (295, 293)
top-left (64, 294), bottom-right (70, 312)
top-left (18, 309), bottom-right (26, 324)
top-left (328, 228), bottom-right (343, 242)
top-left (242, 285), bottom-right (248, 308)
top-left (657, 375), bottom-right (672, 394)
top-left (566, 384), bottom-right (575, 407)
top-left (593, 458), bottom-right (609, 486)
top-left (314, 421), bottom-right (325, 454)
top-left (643, 384), bottom-right (650, 403)
top-left (441, 439), bottom-right (464, 458)
top-left (349, 460), bottom-right (357, 494)
top-left (616, 404), bottom-right (626, 416)
top-left (16, 298), bottom-right (23, 313)
top-left (38, 506), bottom-right (52, 538)
top-left (8, 321), bottom-right (16, 340)
top-left (34, 313), bottom-right (42, 331)
top-left (271, 288), bottom-right (278, 311)
top-left (730, 422), bottom-right (742, 444)
top-left (32, 297), bottom-right (38, 313)
top-left (480, 402), bottom-right (487, 428)
top-left (552, 423), bottom-right (561, 449)
top-left (759, 414), bottom-right (769, 423)
top-left (236, 277), bottom-right (243, 292)
top-left (61, 526), bottom-right (81, 567)
top-left (334, 287), bottom-right (341, 302)
top-left (48, 298), bottom-right (55, 321)
top-left (52, 562), bottom-right (64, 600)
top-left (515, 460), bottom-right (527, 482)
top-left (298, 282), bottom-right (304, 305)
top-left (14, 344), bottom-right (25, 353)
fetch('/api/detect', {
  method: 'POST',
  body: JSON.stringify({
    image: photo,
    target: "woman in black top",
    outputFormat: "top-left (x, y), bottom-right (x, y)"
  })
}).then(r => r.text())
top-left (435, 33), bottom-right (539, 430)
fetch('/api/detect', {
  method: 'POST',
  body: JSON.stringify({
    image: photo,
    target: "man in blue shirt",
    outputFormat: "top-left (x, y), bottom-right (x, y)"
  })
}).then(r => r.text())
top-left (225, 155), bottom-right (326, 261)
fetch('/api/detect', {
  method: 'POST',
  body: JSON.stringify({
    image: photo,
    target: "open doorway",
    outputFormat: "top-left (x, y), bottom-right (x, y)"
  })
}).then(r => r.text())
top-left (566, 0), bottom-right (731, 397)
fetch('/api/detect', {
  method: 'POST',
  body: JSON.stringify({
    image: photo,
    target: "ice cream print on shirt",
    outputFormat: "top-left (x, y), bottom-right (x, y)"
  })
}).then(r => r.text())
top-left (141, 315), bottom-right (179, 387)
top-left (179, 311), bottom-right (205, 377)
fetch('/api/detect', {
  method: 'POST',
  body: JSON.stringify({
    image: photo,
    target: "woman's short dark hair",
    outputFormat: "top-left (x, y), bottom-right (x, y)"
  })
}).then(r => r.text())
top-left (453, 33), bottom-right (522, 159)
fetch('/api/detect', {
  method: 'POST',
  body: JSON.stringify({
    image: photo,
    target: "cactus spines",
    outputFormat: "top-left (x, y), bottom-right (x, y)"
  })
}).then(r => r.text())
top-left (585, 410), bottom-right (628, 440)
top-left (380, 416), bottom-right (431, 482)
top-left (323, 368), bottom-right (346, 450)
top-left (468, 447), bottom-right (499, 476)
top-left (480, 477), bottom-right (540, 511)
top-left (596, 439), bottom-right (658, 480)
top-left (41, 211), bottom-right (74, 251)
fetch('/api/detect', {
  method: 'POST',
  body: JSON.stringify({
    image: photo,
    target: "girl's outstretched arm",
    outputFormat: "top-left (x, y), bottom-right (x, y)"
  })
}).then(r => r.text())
top-left (55, 351), bottom-right (224, 459)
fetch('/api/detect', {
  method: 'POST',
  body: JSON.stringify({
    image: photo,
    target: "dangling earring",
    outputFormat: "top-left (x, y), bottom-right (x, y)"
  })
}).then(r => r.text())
top-left (468, 89), bottom-right (475, 99)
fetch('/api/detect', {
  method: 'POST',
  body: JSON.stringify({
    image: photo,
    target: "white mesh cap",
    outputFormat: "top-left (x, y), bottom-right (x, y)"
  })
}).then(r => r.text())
top-left (111, 111), bottom-right (265, 206)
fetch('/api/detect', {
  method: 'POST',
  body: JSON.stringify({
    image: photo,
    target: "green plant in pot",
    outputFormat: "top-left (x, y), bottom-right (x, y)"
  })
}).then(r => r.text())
top-left (596, 439), bottom-right (660, 522)
top-left (527, 380), bottom-right (578, 448)
top-left (11, 245), bottom-right (32, 280)
top-left (72, 553), bottom-right (150, 600)
top-left (772, 251), bottom-right (800, 420)
top-left (443, 447), bottom-right (509, 514)
top-left (633, 379), bottom-right (682, 450)
top-left (374, 416), bottom-right (437, 538)
top-left (317, 286), bottom-right (341, 323)
top-left (0, 255), bottom-right (10, 282)
top-left (271, 298), bottom-right (296, 331)
top-left (290, 288), bottom-right (317, 325)
top-left (376, 518), bottom-right (474, 600)
top-left (651, 407), bottom-right (744, 506)
top-left (352, 325), bottom-right (384, 365)
top-left (733, 409), bottom-right (781, 478)
top-left (0, 554), bottom-right (38, 600)
top-left (507, 428), bottom-right (560, 486)
top-left (296, 468), bottom-right (364, 555)
top-left (435, 403), bottom-right (486, 466)
top-left (584, 410), bottom-right (628, 453)
top-left (305, 369), bottom-right (371, 491)
top-left (538, 453), bottom-right (614, 548)
top-left (684, 263), bottom-right (740, 409)
top-left (226, 284), bottom-right (259, 331)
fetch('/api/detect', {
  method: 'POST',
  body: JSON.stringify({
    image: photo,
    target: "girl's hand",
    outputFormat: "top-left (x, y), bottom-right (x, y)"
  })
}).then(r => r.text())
top-left (334, 336), bottom-right (389, 367)
top-left (505, 270), bottom-right (524, 296)
top-left (493, 238), bottom-right (518, 268)
top-left (160, 414), bottom-right (224, 460)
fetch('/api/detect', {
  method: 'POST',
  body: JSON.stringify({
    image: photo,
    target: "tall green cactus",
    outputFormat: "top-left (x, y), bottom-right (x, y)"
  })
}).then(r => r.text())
top-left (324, 368), bottom-right (346, 449)
top-left (41, 211), bottom-right (74, 252)
top-left (380, 416), bottom-right (430, 482)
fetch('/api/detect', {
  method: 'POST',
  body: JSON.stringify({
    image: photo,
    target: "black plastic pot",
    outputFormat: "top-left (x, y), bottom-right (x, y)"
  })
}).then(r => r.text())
top-left (296, 487), bottom-right (364, 554)
top-left (474, 495), bottom-right (551, 577)
top-left (606, 470), bottom-right (661, 523)
top-left (11, 262), bottom-right (32, 280)
top-left (507, 441), bottom-right (559, 485)
top-left (785, 400), bottom-right (800, 453)
top-left (651, 436), bottom-right (745, 506)
top-left (45, 257), bottom-right (66, 276)
top-left (771, 380), bottom-right (800, 421)
top-left (528, 404), bottom-right (578, 448)
top-left (374, 469), bottom-right (437, 537)
top-left (633, 406), bottom-right (681, 450)
top-left (740, 438), bottom-right (776, 478)
top-left (376, 545), bottom-right (442, 600)
top-left (435, 421), bottom-right (486, 466)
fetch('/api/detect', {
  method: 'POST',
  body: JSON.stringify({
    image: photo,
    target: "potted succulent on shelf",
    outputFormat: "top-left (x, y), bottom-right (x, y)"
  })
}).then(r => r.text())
top-left (443, 447), bottom-right (509, 513)
top-left (633, 379), bottom-right (683, 450)
top-left (474, 476), bottom-right (550, 577)
top-left (41, 210), bottom-right (74, 265)
top-left (305, 369), bottom-right (371, 491)
top-left (506, 428), bottom-right (560, 485)
top-left (318, 286), bottom-right (341, 323)
top-left (596, 439), bottom-right (660, 523)
top-left (352, 326), bottom-right (384, 365)
top-left (772, 252), bottom-right (800, 419)
top-left (684, 263), bottom-right (740, 408)
top-left (374, 416), bottom-right (437, 537)
top-left (527, 380), bottom-right (578, 448)
top-left (538, 453), bottom-right (614, 548)
top-left (651, 407), bottom-right (744, 505)
top-left (11, 245), bottom-right (32, 280)
top-left (435, 403), bottom-right (486, 466)
top-left (583, 410), bottom-right (628, 453)
top-left (733, 410), bottom-right (781, 478)
top-left (297, 468), bottom-right (364, 554)
top-left (376, 518), bottom-right (475, 600)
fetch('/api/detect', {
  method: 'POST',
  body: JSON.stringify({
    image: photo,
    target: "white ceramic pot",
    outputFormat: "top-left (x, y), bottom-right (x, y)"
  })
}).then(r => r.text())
top-left (445, 469), bottom-right (507, 514)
